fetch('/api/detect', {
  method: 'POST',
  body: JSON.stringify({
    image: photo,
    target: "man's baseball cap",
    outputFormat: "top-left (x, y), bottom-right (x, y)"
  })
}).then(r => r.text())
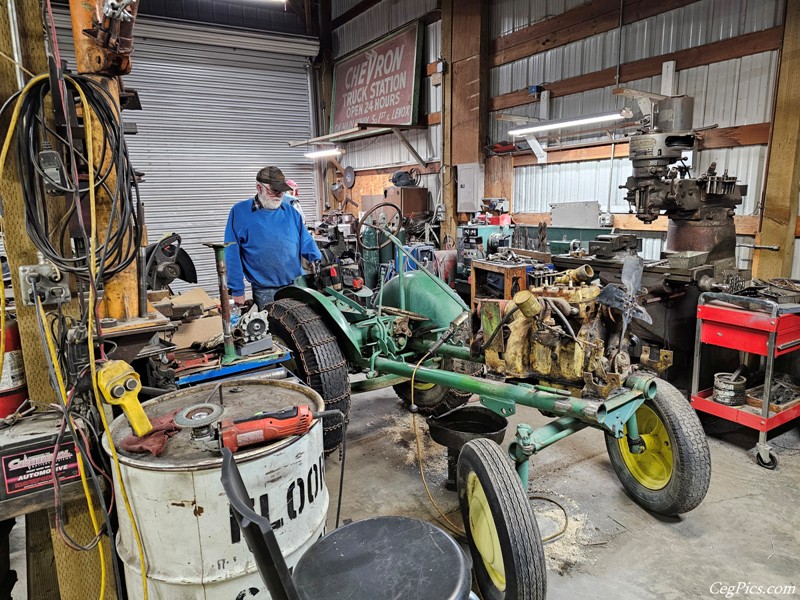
top-left (256, 166), bottom-right (291, 192)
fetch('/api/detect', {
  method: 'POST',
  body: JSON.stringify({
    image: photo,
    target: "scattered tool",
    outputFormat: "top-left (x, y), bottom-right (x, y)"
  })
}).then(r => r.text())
top-left (174, 403), bottom-right (338, 452)
top-left (96, 360), bottom-right (153, 436)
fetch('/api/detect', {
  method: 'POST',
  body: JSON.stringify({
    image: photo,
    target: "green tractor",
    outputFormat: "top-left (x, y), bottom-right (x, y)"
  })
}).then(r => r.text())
top-left (268, 203), bottom-right (711, 599)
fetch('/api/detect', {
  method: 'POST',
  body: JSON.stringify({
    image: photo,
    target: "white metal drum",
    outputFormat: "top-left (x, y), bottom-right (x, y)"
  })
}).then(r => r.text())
top-left (103, 379), bottom-right (328, 599)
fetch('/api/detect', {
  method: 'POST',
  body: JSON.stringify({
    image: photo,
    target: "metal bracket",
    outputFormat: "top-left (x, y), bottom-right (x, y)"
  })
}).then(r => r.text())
top-left (390, 127), bottom-right (427, 168)
top-left (582, 372), bottom-right (622, 399)
top-left (524, 134), bottom-right (547, 163)
top-left (640, 345), bottom-right (674, 375)
top-left (599, 395), bottom-right (646, 438)
top-left (480, 394), bottom-right (516, 417)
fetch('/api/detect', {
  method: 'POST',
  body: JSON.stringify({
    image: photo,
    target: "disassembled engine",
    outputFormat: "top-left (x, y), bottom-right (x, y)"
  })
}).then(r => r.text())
top-left (481, 260), bottom-right (654, 398)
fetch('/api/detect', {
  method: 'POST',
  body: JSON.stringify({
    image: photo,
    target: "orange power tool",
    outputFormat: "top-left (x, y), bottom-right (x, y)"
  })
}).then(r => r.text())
top-left (175, 403), bottom-right (331, 453)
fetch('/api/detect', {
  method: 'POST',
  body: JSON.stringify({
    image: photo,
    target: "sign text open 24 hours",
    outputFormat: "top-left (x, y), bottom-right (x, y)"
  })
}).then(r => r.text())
top-left (331, 23), bottom-right (421, 133)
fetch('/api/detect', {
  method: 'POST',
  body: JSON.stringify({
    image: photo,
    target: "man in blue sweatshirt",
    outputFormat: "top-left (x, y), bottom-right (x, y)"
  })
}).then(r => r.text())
top-left (225, 166), bottom-right (322, 309)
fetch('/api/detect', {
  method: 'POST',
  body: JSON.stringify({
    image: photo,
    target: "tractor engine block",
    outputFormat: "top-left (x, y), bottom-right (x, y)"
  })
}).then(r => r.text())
top-left (482, 267), bottom-right (633, 396)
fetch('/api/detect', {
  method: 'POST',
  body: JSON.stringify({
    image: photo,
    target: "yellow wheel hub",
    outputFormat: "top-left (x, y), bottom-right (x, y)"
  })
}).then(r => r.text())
top-left (466, 472), bottom-right (506, 591)
top-left (618, 404), bottom-right (673, 490)
top-left (413, 381), bottom-right (436, 391)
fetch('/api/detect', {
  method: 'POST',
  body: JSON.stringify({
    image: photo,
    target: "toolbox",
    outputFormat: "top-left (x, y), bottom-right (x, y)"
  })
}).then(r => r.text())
top-left (0, 414), bottom-right (80, 501)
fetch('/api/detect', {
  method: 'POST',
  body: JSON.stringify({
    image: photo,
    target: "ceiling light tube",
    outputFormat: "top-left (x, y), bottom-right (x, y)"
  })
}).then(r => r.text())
top-left (304, 148), bottom-right (343, 159)
top-left (508, 111), bottom-right (627, 136)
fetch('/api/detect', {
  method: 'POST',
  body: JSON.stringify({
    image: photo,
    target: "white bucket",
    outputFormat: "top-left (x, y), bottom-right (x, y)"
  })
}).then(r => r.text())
top-left (103, 379), bottom-right (329, 599)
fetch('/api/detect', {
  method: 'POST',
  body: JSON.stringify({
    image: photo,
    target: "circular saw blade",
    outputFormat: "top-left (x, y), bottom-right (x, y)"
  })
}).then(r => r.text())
top-left (343, 166), bottom-right (356, 189)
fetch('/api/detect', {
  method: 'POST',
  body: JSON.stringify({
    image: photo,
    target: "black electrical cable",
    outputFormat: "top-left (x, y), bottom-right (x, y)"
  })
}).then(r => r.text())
top-left (32, 288), bottom-right (124, 595)
top-left (13, 75), bottom-right (141, 282)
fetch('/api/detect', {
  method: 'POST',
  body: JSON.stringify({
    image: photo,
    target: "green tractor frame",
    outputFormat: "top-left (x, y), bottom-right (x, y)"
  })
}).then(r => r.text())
top-left (268, 212), bottom-right (711, 599)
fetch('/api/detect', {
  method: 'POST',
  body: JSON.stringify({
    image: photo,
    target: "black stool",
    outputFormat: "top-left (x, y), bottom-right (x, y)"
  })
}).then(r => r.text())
top-left (221, 448), bottom-right (475, 600)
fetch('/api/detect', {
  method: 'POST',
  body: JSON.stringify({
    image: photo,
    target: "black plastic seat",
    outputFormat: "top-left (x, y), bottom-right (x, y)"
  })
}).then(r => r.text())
top-left (221, 448), bottom-right (474, 600)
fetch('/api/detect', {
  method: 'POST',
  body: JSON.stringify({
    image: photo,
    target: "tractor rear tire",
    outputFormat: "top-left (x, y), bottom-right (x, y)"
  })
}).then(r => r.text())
top-left (458, 439), bottom-right (547, 600)
top-left (269, 299), bottom-right (351, 455)
top-left (605, 377), bottom-right (711, 515)
top-left (393, 358), bottom-right (478, 416)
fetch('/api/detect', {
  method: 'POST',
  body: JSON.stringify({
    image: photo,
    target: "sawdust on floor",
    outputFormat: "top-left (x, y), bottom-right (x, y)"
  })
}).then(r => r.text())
top-left (529, 489), bottom-right (596, 577)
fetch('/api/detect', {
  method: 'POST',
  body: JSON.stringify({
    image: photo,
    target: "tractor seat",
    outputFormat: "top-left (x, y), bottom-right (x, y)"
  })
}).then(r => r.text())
top-left (221, 448), bottom-right (474, 600)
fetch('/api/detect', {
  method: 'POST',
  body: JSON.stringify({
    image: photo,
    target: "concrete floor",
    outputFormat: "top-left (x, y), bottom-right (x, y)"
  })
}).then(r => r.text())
top-left (8, 386), bottom-right (799, 599)
top-left (325, 387), bottom-right (800, 600)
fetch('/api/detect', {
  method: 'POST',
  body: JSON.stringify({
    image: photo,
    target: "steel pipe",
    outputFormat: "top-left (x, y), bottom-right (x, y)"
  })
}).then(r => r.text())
top-left (373, 357), bottom-right (605, 424)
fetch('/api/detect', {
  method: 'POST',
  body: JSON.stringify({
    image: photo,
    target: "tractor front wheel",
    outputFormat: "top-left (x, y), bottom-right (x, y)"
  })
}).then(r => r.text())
top-left (605, 378), bottom-right (710, 515)
top-left (269, 299), bottom-right (351, 455)
top-left (458, 439), bottom-right (546, 600)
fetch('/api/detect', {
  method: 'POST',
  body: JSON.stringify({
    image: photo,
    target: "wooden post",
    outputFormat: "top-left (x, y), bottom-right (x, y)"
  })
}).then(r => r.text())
top-left (67, 0), bottom-right (140, 321)
top-left (440, 0), bottom-right (456, 243)
top-left (1, 5), bottom-right (116, 599)
top-left (753, 0), bottom-right (800, 278)
top-left (317, 0), bottom-right (336, 214)
top-left (441, 0), bottom-right (489, 243)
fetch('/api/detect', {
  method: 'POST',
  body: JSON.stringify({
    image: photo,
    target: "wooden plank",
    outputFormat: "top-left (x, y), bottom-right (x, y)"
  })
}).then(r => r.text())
top-left (490, 27), bottom-right (783, 112)
top-left (754, 0), bottom-right (800, 278)
top-left (424, 111), bottom-right (441, 126)
top-left (451, 0), bottom-right (489, 167)
top-left (441, 0), bottom-right (457, 241)
top-left (491, 0), bottom-right (700, 68)
top-left (26, 511), bottom-right (61, 600)
top-left (491, 2), bottom-right (619, 67)
top-left (697, 123), bottom-right (771, 149)
top-left (484, 155), bottom-right (514, 209)
top-left (452, 55), bottom-right (482, 164)
top-left (513, 142), bottom-right (629, 166)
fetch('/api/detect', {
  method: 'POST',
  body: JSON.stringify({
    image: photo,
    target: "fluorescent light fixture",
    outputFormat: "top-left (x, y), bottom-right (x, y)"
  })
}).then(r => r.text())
top-left (304, 148), bottom-right (343, 159)
top-left (508, 110), bottom-right (628, 136)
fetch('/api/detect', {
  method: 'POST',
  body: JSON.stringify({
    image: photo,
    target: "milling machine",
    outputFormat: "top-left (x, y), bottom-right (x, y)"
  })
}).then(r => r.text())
top-left (552, 95), bottom-right (748, 389)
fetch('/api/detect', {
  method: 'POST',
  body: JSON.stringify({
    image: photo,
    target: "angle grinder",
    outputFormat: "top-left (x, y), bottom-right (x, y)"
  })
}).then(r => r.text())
top-left (174, 403), bottom-right (337, 453)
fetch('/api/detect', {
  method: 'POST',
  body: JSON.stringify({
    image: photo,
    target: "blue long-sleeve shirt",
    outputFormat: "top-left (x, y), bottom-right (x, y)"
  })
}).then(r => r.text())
top-left (224, 197), bottom-right (321, 296)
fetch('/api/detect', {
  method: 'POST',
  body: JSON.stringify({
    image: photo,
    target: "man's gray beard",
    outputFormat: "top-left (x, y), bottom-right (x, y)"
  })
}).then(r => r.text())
top-left (258, 193), bottom-right (282, 210)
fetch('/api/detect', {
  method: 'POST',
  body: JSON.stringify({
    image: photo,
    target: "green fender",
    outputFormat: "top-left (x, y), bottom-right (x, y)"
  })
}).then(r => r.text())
top-left (381, 270), bottom-right (468, 329)
top-left (274, 284), bottom-right (364, 364)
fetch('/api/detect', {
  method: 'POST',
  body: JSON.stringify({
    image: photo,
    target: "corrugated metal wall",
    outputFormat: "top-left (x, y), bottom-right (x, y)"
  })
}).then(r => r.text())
top-left (52, 12), bottom-right (318, 295)
top-left (332, 0), bottom-right (438, 58)
top-left (331, 2), bottom-right (443, 203)
top-left (506, 0), bottom-right (783, 266)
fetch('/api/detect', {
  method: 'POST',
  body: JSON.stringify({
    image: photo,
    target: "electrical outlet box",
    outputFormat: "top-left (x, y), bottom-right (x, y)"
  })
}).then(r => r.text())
top-left (18, 263), bottom-right (71, 307)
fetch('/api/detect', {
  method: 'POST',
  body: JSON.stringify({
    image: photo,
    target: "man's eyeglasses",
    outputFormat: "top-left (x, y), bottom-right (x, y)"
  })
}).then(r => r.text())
top-left (259, 182), bottom-right (283, 196)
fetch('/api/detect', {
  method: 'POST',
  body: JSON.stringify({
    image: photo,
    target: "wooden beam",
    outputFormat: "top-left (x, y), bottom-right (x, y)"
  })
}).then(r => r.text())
top-left (490, 27), bottom-right (783, 112)
top-left (696, 123), bottom-right (771, 149)
top-left (754, 0), bottom-right (800, 277)
top-left (424, 111), bottom-right (441, 126)
top-left (511, 123), bottom-right (770, 167)
top-left (491, 0), bottom-right (701, 68)
top-left (441, 0), bottom-right (457, 241)
top-left (348, 162), bottom-right (441, 177)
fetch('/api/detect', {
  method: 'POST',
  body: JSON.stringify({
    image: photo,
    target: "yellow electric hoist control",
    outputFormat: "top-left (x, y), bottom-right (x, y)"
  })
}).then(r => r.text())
top-left (96, 360), bottom-right (153, 437)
